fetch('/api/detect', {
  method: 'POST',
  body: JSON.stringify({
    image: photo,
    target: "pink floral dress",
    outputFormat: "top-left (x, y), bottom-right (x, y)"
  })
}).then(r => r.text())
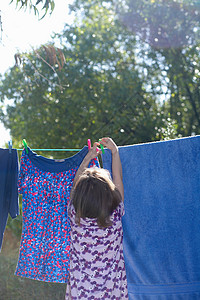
top-left (65, 201), bottom-right (128, 300)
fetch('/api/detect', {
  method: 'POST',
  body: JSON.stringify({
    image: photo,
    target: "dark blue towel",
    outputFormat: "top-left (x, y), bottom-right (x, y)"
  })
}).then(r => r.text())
top-left (102, 136), bottom-right (200, 299)
top-left (0, 149), bottom-right (19, 251)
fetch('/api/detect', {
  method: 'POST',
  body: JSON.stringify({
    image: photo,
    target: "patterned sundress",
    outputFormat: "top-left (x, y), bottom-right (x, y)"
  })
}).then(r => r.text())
top-left (65, 201), bottom-right (128, 299)
top-left (15, 146), bottom-right (98, 283)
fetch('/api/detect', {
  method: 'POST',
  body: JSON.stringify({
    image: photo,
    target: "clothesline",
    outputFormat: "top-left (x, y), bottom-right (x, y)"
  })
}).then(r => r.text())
top-left (16, 149), bottom-right (81, 152)
top-left (8, 139), bottom-right (91, 152)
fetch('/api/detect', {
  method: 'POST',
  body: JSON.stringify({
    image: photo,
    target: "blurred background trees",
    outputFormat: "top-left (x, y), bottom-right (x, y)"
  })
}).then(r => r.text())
top-left (1, 0), bottom-right (199, 153)
top-left (9, 0), bottom-right (55, 18)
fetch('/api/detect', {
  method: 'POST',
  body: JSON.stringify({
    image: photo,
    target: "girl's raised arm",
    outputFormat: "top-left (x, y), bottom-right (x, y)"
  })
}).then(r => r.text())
top-left (101, 137), bottom-right (124, 202)
top-left (73, 142), bottom-right (101, 187)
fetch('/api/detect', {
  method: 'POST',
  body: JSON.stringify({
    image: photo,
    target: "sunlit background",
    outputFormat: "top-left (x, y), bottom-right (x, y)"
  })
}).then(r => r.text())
top-left (0, 0), bottom-right (72, 147)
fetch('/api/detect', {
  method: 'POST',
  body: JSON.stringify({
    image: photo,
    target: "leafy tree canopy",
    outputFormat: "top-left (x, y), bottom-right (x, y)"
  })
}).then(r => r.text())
top-left (10, 0), bottom-right (55, 19)
top-left (1, 0), bottom-right (200, 155)
top-left (115, 0), bottom-right (200, 137)
top-left (115, 0), bottom-right (200, 49)
top-left (0, 1), bottom-right (161, 153)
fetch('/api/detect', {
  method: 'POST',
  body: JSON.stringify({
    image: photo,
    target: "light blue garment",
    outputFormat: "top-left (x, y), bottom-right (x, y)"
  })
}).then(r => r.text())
top-left (102, 136), bottom-right (200, 299)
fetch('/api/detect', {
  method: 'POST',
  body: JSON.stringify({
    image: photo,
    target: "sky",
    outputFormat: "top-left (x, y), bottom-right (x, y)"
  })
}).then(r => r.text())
top-left (0, 0), bottom-right (72, 147)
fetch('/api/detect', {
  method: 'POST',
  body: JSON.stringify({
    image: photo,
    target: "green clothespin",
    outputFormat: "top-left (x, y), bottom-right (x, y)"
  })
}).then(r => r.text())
top-left (99, 139), bottom-right (105, 154)
top-left (22, 139), bottom-right (28, 154)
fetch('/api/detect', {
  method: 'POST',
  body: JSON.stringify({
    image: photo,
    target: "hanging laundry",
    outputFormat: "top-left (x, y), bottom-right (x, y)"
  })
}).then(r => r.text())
top-left (0, 148), bottom-right (19, 251)
top-left (102, 136), bottom-right (200, 299)
top-left (15, 146), bottom-right (99, 283)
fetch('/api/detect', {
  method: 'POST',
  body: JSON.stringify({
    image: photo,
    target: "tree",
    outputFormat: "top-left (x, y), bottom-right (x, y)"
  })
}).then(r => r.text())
top-left (0, 1), bottom-right (161, 153)
top-left (10, 0), bottom-right (55, 19)
top-left (117, 0), bottom-right (200, 49)
top-left (161, 46), bottom-right (200, 137)
top-left (115, 0), bottom-right (200, 138)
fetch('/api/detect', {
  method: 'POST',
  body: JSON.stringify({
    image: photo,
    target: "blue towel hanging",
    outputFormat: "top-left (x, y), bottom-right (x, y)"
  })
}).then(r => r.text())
top-left (102, 136), bottom-right (200, 299)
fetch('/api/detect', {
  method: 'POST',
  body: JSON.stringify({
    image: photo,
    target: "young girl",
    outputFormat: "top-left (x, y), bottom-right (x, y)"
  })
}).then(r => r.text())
top-left (65, 137), bottom-right (128, 299)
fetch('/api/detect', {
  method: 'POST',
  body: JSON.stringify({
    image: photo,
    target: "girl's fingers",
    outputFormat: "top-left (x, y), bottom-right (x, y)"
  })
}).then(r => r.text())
top-left (93, 141), bottom-right (100, 148)
top-left (92, 142), bottom-right (100, 152)
top-left (96, 147), bottom-right (102, 155)
top-left (89, 142), bottom-right (101, 157)
top-left (100, 137), bottom-right (109, 147)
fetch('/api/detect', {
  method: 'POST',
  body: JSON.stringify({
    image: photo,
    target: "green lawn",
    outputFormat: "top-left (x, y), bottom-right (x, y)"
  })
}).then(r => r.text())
top-left (0, 229), bottom-right (66, 300)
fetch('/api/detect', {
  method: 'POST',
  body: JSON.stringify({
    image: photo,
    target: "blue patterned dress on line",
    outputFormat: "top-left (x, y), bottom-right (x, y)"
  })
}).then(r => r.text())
top-left (15, 146), bottom-right (98, 283)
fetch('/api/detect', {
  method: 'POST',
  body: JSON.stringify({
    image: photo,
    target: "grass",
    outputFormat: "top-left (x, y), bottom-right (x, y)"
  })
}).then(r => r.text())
top-left (0, 229), bottom-right (66, 300)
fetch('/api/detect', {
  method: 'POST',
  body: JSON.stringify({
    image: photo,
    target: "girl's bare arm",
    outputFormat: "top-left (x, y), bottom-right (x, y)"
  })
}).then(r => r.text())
top-left (101, 137), bottom-right (124, 202)
top-left (73, 142), bottom-right (101, 187)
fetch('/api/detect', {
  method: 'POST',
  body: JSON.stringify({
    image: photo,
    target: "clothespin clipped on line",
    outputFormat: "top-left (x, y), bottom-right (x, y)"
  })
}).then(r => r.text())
top-left (8, 140), bottom-right (12, 154)
top-left (22, 139), bottom-right (28, 154)
top-left (99, 139), bottom-right (105, 154)
top-left (87, 138), bottom-right (104, 153)
top-left (87, 139), bottom-right (91, 150)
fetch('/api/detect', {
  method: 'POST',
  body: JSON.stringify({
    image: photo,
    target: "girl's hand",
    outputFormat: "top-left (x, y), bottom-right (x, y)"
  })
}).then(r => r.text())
top-left (100, 137), bottom-right (118, 154)
top-left (87, 142), bottom-right (101, 160)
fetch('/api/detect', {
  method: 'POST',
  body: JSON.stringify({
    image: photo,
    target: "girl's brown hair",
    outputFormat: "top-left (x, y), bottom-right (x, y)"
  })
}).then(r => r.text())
top-left (72, 167), bottom-right (121, 228)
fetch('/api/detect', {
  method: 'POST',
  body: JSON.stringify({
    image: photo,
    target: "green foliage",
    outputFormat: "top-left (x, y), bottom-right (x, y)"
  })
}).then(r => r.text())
top-left (117, 0), bottom-right (200, 49)
top-left (157, 116), bottom-right (179, 141)
top-left (1, 0), bottom-right (199, 148)
top-left (161, 46), bottom-right (200, 136)
top-left (117, 0), bottom-right (200, 137)
top-left (0, 2), bottom-right (161, 154)
top-left (9, 0), bottom-right (55, 19)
